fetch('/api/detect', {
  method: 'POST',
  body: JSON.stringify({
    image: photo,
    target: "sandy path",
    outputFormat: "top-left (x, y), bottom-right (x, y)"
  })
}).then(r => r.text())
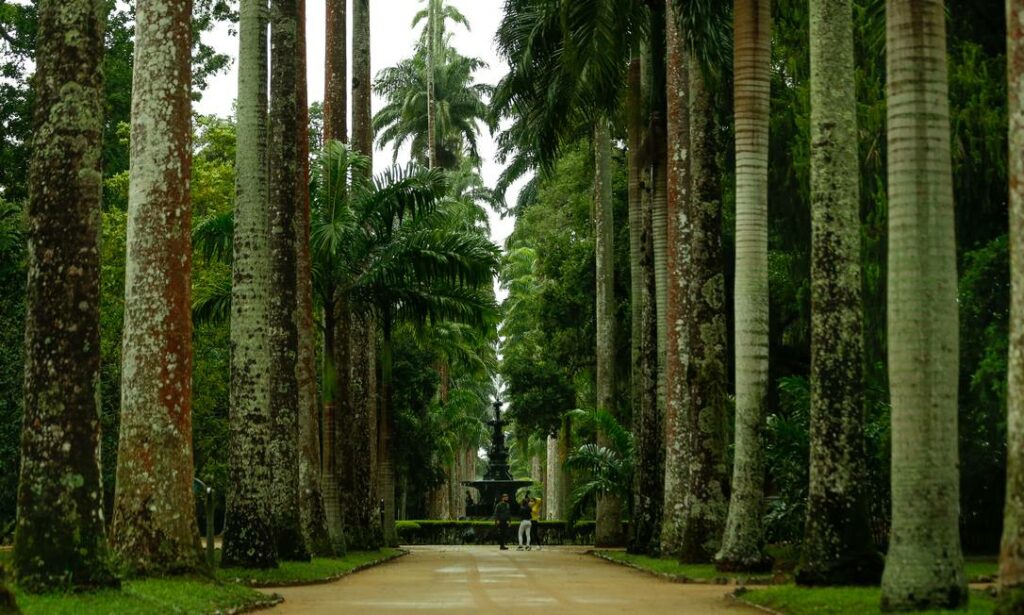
top-left (263, 545), bottom-right (758, 614)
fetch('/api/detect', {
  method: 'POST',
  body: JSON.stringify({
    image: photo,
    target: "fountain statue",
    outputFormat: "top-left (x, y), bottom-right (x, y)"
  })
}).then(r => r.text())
top-left (463, 399), bottom-right (532, 517)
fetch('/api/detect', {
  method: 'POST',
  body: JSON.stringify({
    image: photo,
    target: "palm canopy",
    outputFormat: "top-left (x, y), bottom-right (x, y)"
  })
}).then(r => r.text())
top-left (373, 45), bottom-right (494, 170)
top-left (310, 140), bottom-right (500, 333)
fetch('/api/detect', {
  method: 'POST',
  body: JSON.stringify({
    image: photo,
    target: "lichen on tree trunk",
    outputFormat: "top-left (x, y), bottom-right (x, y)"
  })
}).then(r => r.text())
top-left (14, 0), bottom-right (118, 592)
top-left (266, 0), bottom-right (311, 562)
top-left (111, 0), bottom-right (204, 575)
top-left (879, 0), bottom-right (966, 609)
top-left (797, 0), bottom-right (881, 586)
top-left (1001, 0), bottom-right (1024, 611)
top-left (222, 0), bottom-right (277, 570)
top-left (662, 3), bottom-right (692, 558)
top-left (716, 0), bottom-right (771, 573)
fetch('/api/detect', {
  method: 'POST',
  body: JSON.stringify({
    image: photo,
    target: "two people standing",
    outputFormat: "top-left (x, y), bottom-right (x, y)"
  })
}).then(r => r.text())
top-left (493, 493), bottom-right (542, 551)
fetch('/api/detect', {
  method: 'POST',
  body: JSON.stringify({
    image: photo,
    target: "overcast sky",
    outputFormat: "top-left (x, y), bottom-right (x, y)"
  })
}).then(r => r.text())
top-left (194, 0), bottom-right (521, 291)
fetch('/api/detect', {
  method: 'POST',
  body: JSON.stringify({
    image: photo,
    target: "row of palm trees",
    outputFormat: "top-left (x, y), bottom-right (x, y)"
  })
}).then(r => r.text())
top-left (10, 0), bottom-right (499, 592)
top-left (494, 0), bottom-right (1024, 611)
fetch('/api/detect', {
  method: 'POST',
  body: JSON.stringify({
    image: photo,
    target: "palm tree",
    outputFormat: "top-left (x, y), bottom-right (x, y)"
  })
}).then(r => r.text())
top-left (311, 142), bottom-right (499, 546)
top-left (324, 0), bottom-right (346, 142)
top-left (593, 118), bottom-right (623, 546)
top-left (111, 0), bottom-right (203, 574)
top-left (222, 0), bottom-right (277, 569)
top-left (295, 0), bottom-right (334, 557)
top-left (564, 408), bottom-right (634, 521)
top-left (266, 0), bottom-right (311, 562)
top-left (716, 0), bottom-right (772, 573)
top-left (413, 0), bottom-right (470, 168)
top-left (662, 0), bottom-right (691, 559)
top-left (1002, 1), bottom-right (1024, 609)
top-left (14, 0), bottom-right (117, 591)
top-left (796, 0), bottom-right (881, 586)
top-left (374, 47), bottom-right (493, 170)
top-left (879, 0), bottom-right (966, 609)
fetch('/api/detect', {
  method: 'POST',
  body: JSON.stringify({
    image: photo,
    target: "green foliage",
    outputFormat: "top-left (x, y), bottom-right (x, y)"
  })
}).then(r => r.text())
top-left (564, 408), bottom-right (634, 520)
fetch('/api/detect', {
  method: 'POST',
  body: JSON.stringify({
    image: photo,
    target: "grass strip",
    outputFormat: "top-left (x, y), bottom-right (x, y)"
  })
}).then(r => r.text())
top-left (738, 586), bottom-right (996, 615)
top-left (218, 548), bottom-right (406, 587)
top-left (591, 550), bottom-right (776, 585)
top-left (7, 575), bottom-right (275, 615)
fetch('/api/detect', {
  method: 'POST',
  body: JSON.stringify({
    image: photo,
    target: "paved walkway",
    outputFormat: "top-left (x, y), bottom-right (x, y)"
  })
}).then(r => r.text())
top-left (265, 546), bottom-right (758, 614)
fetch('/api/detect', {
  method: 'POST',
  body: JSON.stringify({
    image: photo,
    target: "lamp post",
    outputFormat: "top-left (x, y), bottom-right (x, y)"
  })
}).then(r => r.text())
top-left (193, 477), bottom-right (215, 567)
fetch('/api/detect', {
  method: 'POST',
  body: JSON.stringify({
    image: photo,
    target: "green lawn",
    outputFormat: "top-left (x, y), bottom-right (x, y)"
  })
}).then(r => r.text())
top-left (966, 558), bottom-right (999, 582)
top-left (592, 550), bottom-right (774, 583)
top-left (217, 548), bottom-right (404, 586)
top-left (6, 576), bottom-right (272, 615)
top-left (741, 586), bottom-right (996, 615)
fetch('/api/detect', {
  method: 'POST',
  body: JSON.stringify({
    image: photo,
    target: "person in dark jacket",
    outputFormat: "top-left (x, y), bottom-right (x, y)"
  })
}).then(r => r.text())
top-left (493, 493), bottom-right (512, 550)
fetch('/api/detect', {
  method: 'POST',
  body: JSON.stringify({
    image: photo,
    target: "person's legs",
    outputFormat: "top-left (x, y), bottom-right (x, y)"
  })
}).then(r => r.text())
top-left (531, 520), bottom-right (539, 549)
top-left (524, 520), bottom-right (531, 547)
top-left (517, 521), bottom-right (526, 548)
top-left (498, 521), bottom-right (508, 549)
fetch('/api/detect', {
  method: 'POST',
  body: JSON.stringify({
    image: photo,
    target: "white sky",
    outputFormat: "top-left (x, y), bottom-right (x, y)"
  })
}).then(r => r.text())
top-left (194, 0), bottom-right (522, 300)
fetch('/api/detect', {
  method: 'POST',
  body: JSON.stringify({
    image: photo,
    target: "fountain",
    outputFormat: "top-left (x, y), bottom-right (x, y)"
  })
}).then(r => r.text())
top-left (463, 399), bottom-right (532, 517)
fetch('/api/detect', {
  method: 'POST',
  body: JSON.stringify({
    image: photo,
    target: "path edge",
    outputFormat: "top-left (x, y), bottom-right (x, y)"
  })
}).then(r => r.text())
top-left (587, 550), bottom-right (775, 586)
top-left (244, 549), bottom-right (410, 588)
top-left (726, 589), bottom-right (786, 615)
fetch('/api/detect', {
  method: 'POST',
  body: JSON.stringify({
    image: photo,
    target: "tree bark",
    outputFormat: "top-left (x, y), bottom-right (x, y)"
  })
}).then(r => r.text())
top-left (662, 2), bottom-right (692, 558)
top-left (677, 52), bottom-right (732, 564)
top-left (717, 0), bottom-right (771, 572)
top-left (1002, 0), bottom-right (1024, 610)
top-left (379, 330), bottom-right (398, 546)
top-left (340, 310), bottom-right (380, 549)
top-left (594, 119), bottom-right (624, 547)
top-left (880, 0), bottom-right (966, 609)
top-left (222, 0), bottom-right (277, 570)
top-left (267, 0), bottom-right (310, 562)
top-left (111, 0), bottom-right (203, 575)
top-left (797, 0), bottom-right (881, 586)
top-left (546, 436), bottom-right (560, 520)
top-left (324, 0), bottom-right (347, 143)
top-left (295, 0), bottom-right (334, 557)
top-left (13, 0), bottom-right (117, 591)
top-left (322, 0), bottom-right (347, 551)
top-left (427, 0), bottom-right (438, 168)
top-left (647, 7), bottom-right (669, 445)
top-left (628, 43), bottom-right (663, 557)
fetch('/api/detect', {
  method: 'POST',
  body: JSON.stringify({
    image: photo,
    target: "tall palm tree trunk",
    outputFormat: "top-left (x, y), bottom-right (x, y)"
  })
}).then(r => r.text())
top-left (662, 2), bottom-right (692, 558)
top-left (111, 0), bottom-right (203, 575)
top-left (546, 436), bottom-right (561, 519)
top-left (13, 0), bottom-right (117, 591)
top-left (267, 0), bottom-right (311, 562)
top-left (322, 0), bottom-right (348, 551)
top-left (879, 0), bottom-right (965, 609)
top-left (222, 0), bottom-right (277, 570)
top-left (379, 326), bottom-right (399, 546)
top-left (427, 0), bottom-right (438, 168)
top-left (324, 0), bottom-right (347, 143)
top-left (350, 0), bottom-right (385, 548)
top-left (717, 0), bottom-right (771, 572)
top-left (295, 0), bottom-right (334, 557)
top-left (594, 118), bottom-right (623, 547)
top-left (797, 0), bottom-right (881, 586)
top-left (648, 7), bottom-right (669, 440)
top-left (674, 52), bottom-right (730, 564)
top-left (628, 44), bottom-right (661, 556)
top-left (1001, 1), bottom-right (1024, 610)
